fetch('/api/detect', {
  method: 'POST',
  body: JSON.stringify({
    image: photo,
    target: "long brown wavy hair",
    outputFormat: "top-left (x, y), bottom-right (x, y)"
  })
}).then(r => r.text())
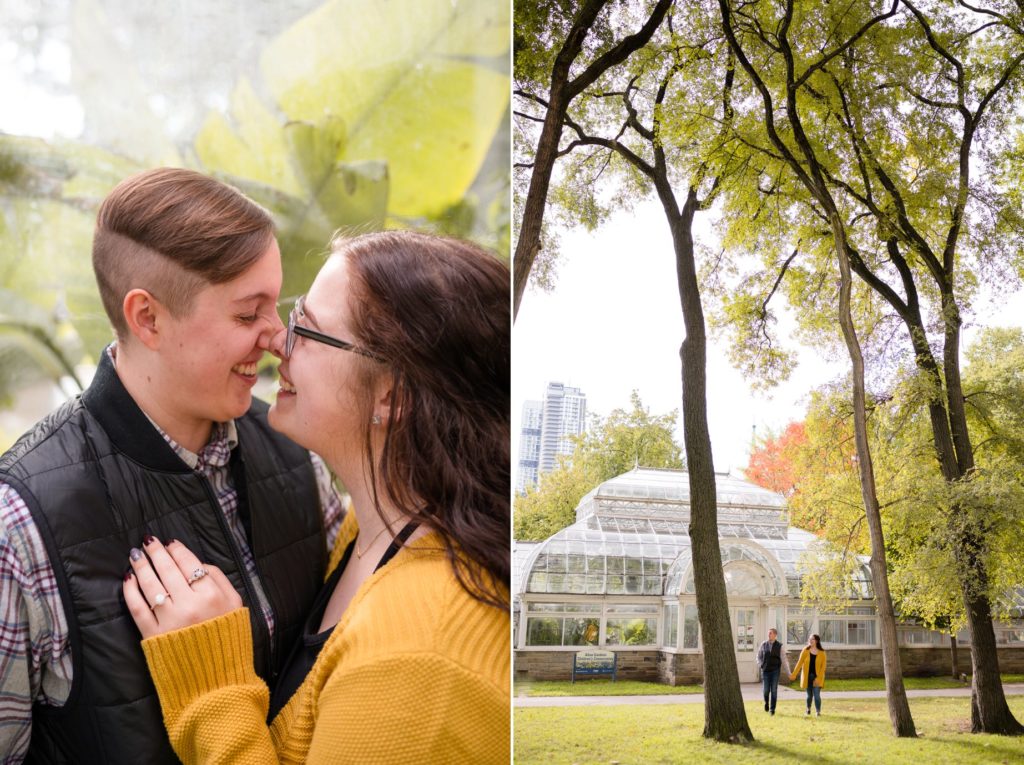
top-left (336, 230), bottom-right (509, 609)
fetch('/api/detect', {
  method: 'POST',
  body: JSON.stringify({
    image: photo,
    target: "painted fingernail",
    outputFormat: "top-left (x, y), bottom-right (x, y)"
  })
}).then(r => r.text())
top-left (167, 538), bottom-right (179, 545)
top-left (123, 569), bottom-right (133, 581)
top-left (143, 535), bottom-right (158, 546)
top-left (129, 548), bottom-right (143, 562)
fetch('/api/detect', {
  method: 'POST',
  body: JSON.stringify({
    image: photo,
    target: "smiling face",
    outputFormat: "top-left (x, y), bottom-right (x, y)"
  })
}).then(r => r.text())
top-left (270, 254), bottom-right (382, 467)
top-left (154, 238), bottom-right (284, 425)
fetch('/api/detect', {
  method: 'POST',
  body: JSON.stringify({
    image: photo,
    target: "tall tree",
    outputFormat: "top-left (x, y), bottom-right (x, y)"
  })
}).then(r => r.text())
top-left (512, 0), bottom-right (672, 317)
top-left (536, 3), bottom-right (762, 739)
top-left (718, 0), bottom-right (918, 736)
top-left (719, 0), bottom-right (1024, 734)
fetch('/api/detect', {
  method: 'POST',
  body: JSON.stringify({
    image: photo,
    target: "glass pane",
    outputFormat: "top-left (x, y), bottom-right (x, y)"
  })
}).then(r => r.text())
top-left (724, 567), bottom-right (763, 596)
top-left (820, 619), bottom-right (843, 645)
top-left (848, 619), bottom-right (876, 646)
top-left (606, 617), bottom-right (657, 646)
top-left (527, 572), bottom-right (548, 592)
top-left (606, 604), bottom-right (659, 614)
top-left (787, 618), bottom-right (812, 645)
top-left (526, 617), bottom-right (561, 646)
top-left (563, 617), bottom-right (600, 647)
top-left (734, 609), bottom-right (756, 651)
top-left (664, 605), bottom-right (679, 648)
top-left (683, 605), bottom-right (700, 649)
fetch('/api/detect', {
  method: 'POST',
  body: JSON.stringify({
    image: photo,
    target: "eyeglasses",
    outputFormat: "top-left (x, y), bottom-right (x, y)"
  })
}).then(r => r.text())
top-left (285, 295), bottom-right (383, 361)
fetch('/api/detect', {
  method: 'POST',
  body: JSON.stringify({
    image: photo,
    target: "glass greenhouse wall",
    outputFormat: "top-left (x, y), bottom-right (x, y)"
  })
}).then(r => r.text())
top-left (513, 467), bottom-right (1024, 684)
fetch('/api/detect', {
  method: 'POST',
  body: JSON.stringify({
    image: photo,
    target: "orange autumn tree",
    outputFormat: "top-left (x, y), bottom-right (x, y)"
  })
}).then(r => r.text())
top-left (745, 422), bottom-right (806, 498)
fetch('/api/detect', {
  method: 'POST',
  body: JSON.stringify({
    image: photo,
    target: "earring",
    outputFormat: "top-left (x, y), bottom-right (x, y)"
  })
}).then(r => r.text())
top-left (371, 414), bottom-right (382, 425)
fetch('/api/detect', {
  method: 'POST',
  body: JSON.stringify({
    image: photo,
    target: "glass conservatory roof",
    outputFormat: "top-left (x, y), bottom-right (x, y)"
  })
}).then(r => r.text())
top-left (573, 467), bottom-right (788, 526)
top-left (515, 468), bottom-right (871, 599)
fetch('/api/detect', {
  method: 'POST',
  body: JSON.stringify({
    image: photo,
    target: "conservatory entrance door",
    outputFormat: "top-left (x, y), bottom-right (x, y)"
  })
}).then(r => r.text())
top-left (731, 606), bottom-right (759, 682)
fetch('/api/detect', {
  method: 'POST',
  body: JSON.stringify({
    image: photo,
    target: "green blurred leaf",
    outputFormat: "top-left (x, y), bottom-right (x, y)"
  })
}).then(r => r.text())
top-left (260, 0), bottom-right (509, 218)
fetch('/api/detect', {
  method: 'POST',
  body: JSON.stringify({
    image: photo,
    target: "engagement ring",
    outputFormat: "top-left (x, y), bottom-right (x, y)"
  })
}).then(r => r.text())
top-left (187, 567), bottom-right (209, 584)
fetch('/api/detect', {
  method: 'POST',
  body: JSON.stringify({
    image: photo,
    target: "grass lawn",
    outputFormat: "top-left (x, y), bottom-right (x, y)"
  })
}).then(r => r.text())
top-left (518, 674), bottom-right (1024, 697)
top-left (516, 679), bottom-right (703, 697)
top-left (786, 674), bottom-right (1024, 692)
top-left (515, 696), bottom-right (1024, 764)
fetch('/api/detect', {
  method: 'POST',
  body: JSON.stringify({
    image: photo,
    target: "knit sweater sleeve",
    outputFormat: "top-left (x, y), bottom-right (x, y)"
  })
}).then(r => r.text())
top-left (141, 608), bottom-right (279, 765)
top-left (306, 652), bottom-right (509, 765)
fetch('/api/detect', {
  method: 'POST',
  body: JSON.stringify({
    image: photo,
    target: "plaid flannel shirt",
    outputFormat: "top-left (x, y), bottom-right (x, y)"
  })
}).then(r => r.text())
top-left (0, 416), bottom-right (343, 763)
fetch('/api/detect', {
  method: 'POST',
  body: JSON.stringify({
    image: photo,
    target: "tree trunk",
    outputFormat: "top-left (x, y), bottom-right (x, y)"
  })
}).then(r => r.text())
top-left (830, 220), bottom-right (917, 738)
top-left (512, 1), bottom-right (606, 319)
top-left (672, 191), bottom-right (752, 743)
top-left (940, 292), bottom-right (1023, 734)
top-left (950, 634), bottom-right (960, 680)
top-left (957, 530), bottom-right (1024, 733)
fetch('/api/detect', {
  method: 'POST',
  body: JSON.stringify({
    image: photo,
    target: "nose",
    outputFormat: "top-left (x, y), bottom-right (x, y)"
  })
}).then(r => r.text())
top-left (257, 309), bottom-right (286, 352)
top-left (268, 327), bottom-right (288, 359)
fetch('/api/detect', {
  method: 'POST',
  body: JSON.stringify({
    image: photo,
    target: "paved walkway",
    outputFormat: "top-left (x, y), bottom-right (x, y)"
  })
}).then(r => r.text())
top-left (514, 682), bottom-right (1024, 707)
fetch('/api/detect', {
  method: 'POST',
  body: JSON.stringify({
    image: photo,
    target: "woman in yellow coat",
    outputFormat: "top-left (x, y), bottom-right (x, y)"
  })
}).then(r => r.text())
top-left (122, 231), bottom-right (510, 764)
top-left (790, 634), bottom-right (827, 716)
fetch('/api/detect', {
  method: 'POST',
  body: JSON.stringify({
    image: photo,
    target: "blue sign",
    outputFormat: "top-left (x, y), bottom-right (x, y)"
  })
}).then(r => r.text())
top-left (572, 650), bottom-right (616, 683)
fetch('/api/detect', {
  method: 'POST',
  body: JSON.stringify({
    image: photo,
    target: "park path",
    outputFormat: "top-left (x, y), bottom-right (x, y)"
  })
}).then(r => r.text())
top-left (514, 682), bottom-right (1024, 707)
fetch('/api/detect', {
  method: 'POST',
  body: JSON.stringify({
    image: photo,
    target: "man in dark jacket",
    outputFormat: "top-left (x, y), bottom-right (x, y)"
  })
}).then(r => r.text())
top-left (757, 627), bottom-right (791, 715)
top-left (0, 169), bottom-right (341, 763)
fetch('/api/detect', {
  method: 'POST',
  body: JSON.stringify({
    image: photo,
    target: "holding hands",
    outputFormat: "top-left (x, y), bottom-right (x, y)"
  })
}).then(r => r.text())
top-left (123, 536), bottom-right (243, 639)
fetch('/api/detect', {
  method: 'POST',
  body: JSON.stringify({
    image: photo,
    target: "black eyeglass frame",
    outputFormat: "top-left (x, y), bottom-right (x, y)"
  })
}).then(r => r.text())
top-left (285, 295), bottom-right (384, 362)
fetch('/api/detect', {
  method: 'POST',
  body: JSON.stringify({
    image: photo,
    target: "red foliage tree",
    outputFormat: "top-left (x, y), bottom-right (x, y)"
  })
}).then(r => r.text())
top-left (745, 422), bottom-right (806, 497)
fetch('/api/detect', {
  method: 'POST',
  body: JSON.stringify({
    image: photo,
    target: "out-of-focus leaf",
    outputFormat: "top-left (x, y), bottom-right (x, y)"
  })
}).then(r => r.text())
top-left (194, 78), bottom-right (303, 195)
top-left (0, 136), bottom-right (138, 361)
top-left (284, 117), bottom-right (347, 189)
top-left (260, 0), bottom-right (510, 218)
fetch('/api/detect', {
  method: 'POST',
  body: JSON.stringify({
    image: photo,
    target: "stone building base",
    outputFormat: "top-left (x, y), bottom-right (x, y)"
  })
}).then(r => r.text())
top-left (515, 646), bottom-right (1024, 684)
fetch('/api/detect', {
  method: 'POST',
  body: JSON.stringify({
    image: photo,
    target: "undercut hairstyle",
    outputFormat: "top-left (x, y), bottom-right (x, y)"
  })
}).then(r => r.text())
top-left (93, 168), bottom-right (275, 340)
top-left (336, 230), bottom-right (510, 610)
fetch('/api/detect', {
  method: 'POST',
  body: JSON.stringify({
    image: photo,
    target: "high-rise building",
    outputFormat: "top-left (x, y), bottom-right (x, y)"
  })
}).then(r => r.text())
top-left (516, 400), bottom-right (542, 493)
top-left (517, 382), bottom-right (587, 492)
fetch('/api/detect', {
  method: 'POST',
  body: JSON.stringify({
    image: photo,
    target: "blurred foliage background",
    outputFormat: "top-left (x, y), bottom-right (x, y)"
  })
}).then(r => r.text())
top-left (0, 0), bottom-right (509, 444)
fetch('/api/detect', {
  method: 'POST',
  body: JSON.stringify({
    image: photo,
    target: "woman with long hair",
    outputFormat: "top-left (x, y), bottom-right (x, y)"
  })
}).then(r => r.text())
top-left (122, 230), bottom-right (510, 764)
top-left (790, 633), bottom-right (827, 716)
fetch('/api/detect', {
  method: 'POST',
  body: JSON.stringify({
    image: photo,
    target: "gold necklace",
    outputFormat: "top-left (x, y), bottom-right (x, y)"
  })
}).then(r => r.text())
top-left (354, 525), bottom-right (392, 558)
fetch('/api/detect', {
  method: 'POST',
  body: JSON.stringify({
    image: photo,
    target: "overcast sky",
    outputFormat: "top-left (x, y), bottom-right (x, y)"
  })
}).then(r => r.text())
top-left (512, 198), bottom-right (1024, 488)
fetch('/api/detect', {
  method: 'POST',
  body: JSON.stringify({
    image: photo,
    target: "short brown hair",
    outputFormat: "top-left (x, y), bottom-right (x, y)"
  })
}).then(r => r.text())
top-left (93, 168), bottom-right (275, 339)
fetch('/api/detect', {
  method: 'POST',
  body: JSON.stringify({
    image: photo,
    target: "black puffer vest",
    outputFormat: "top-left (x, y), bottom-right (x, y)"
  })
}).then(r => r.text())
top-left (1, 351), bottom-right (326, 764)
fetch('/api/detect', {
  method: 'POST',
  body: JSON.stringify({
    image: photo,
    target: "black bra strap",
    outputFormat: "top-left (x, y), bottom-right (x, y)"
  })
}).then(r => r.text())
top-left (374, 520), bottom-right (419, 572)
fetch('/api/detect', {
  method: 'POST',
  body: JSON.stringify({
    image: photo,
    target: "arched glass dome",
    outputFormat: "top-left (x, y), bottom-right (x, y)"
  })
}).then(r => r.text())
top-left (664, 538), bottom-right (789, 596)
top-left (517, 467), bottom-right (874, 601)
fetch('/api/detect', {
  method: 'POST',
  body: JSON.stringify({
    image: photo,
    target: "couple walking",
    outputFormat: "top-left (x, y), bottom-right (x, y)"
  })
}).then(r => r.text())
top-left (758, 628), bottom-right (828, 716)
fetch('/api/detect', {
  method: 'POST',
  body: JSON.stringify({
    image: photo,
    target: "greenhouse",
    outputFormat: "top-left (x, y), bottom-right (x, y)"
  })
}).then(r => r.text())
top-left (513, 467), bottom-right (1024, 684)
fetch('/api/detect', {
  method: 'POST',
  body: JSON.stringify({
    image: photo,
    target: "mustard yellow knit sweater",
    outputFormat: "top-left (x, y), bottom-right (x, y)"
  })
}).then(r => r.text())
top-left (141, 512), bottom-right (510, 764)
